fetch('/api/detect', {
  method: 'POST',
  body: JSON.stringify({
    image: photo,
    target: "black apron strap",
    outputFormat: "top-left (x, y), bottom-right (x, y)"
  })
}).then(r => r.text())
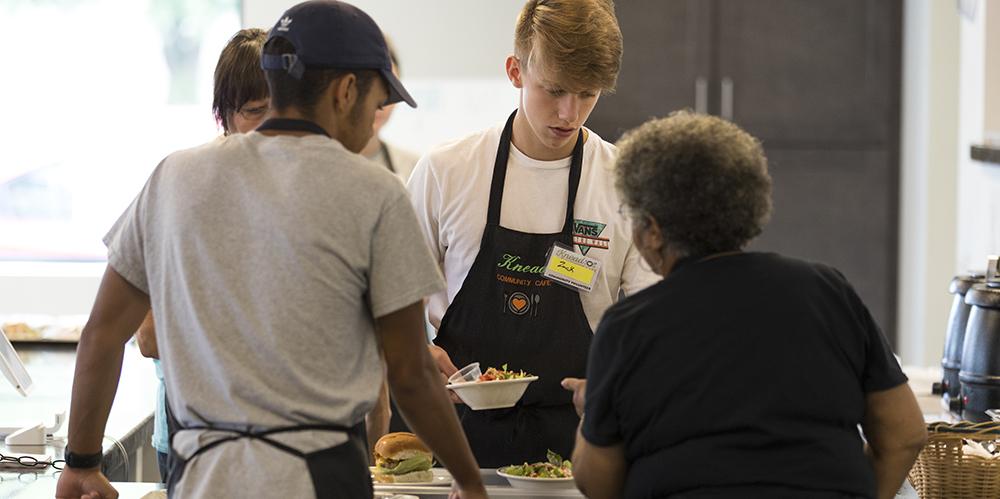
top-left (562, 129), bottom-right (585, 236)
top-left (485, 111), bottom-right (517, 227)
top-left (484, 110), bottom-right (585, 238)
top-left (255, 118), bottom-right (331, 137)
top-left (166, 404), bottom-right (369, 499)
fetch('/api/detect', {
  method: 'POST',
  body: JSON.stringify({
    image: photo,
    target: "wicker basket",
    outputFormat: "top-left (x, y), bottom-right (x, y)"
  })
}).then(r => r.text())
top-left (908, 421), bottom-right (1000, 498)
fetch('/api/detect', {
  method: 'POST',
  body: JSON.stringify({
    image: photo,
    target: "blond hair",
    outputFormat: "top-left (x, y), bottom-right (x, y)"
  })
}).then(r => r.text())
top-left (514, 0), bottom-right (623, 92)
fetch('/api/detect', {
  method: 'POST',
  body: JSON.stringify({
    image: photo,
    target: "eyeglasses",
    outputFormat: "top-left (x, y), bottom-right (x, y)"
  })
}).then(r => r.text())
top-left (617, 203), bottom-right (636, 220)
top-left (0, 452), bottom-right (64, 470)
top-left (237, 103), bottom-right (269, 121)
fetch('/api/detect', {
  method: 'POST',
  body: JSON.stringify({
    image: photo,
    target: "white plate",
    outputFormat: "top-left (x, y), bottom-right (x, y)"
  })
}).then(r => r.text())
top-left (371, 467), bottom-right (452, 486)
top-left (496, 469), bottom-right (576, 491)
top-left (446, 376), bottom-right (539, 410)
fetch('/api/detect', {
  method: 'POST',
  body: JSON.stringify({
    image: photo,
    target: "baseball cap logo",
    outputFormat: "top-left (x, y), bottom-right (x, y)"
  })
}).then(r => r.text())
top-left (277, 16), bottom-right (292, 31)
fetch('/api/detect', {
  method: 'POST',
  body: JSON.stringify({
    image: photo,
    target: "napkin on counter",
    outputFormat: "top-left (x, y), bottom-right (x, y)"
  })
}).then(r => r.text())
top-left (962, 439), bottom-right (1000, 459)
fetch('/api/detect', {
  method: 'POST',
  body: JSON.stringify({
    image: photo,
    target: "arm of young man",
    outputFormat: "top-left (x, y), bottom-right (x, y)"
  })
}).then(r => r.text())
top-left (861, 383), bottom-right (927, 499)
top-left (56, 266), bottom-right (152, 499)
top-left (366, 379), bottom-right (391, 459)
top-left (376, 301), bottom-right (485, 498)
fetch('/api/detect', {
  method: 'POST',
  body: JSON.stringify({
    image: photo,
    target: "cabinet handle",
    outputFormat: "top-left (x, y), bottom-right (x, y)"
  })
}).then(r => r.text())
top-left (721, 77), bottom-right (734, 121)
top-left (695, 77), bottom-right (708, 114)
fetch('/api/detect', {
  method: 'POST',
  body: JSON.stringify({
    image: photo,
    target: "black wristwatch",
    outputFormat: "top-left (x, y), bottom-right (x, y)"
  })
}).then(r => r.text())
top-left (64, 449), bottom-right (103, 469)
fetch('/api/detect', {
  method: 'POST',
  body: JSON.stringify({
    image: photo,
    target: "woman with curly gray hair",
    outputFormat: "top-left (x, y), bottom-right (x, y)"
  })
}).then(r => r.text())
top-left (566, 112), bottom-right (926, 499)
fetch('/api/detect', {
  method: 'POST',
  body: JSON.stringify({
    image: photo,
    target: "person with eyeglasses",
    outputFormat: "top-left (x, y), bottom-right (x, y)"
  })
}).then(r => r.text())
top-left (56, 2), bottom-right (485, 498)
top-left (213, 28), bottom-right (271, 135)
top-left (566, 112), bottom-right (926, 499)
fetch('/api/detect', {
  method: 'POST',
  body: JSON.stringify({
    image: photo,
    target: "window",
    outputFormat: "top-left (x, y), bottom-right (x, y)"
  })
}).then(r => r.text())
top-left (0, 0), bottom-right (240, 261)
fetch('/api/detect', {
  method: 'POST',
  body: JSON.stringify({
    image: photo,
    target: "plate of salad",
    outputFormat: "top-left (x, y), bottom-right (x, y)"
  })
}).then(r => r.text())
top-left (497, 450), bottom-right (575, 490)
top-left (446, 364), bottom-right (538, 410)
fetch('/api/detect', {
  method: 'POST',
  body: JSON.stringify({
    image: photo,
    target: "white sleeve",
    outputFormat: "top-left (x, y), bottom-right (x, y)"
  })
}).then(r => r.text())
top-left (405, 154), bottom-right (445, 266)
top-left (620, 241), bottom-right (661, 296)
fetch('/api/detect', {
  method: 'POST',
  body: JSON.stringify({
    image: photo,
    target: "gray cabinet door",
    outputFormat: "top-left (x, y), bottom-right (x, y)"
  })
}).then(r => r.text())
top-left (588, 0), bottom-right (901, 344)
top-left (715, 0), bottom-right (897, 145)
top-left (587, 0), bottom-right (712, 142)
top-left (748, 148), bottom-right (897, 340)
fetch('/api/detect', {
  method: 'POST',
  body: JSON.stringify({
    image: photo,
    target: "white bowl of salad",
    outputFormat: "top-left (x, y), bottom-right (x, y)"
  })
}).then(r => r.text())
top-left (446, 364), bottom-right (537, 410)
top-left (497, 451), bottom-right (575, 491)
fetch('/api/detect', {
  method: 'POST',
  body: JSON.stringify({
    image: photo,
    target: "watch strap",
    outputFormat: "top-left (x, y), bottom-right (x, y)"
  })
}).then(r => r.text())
top-left (64, 449), bottom-right (103, 469)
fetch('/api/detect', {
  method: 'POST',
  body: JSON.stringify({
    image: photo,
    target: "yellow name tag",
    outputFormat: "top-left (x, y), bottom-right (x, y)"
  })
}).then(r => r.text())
top-left (543, 243), bottom-right (602, 293)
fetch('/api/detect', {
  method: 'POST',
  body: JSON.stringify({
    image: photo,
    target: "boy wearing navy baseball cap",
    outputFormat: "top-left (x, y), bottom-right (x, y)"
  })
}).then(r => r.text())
top-left (56, 2), bottom-right (485, 498)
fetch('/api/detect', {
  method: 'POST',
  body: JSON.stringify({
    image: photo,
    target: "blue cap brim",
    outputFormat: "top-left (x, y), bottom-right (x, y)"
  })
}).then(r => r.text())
top-left (382, 69), bottom-right (416, 108)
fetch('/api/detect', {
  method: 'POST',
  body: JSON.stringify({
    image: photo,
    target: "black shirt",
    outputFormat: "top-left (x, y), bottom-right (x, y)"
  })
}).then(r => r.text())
top-left (582, 252), bottom-right (907, 499)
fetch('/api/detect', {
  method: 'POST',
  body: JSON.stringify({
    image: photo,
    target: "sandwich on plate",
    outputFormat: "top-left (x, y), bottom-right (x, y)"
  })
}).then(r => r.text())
top-left (372, 432), bottom-right (434, 483)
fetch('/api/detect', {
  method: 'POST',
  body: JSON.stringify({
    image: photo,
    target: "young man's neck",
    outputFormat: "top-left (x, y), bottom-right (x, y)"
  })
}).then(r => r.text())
top-left (259, 108), bottom-right (338, 139)
top-left (510, 109), bottom-right (586, 162)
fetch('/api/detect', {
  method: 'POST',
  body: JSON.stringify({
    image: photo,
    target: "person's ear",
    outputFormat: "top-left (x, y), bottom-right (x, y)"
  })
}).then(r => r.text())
top-left (636, 214), bottom-right (665, 254)
top-left (330, 73), bottom-right (358, 114)
top-left (506, 55), bottom-right (523, 89)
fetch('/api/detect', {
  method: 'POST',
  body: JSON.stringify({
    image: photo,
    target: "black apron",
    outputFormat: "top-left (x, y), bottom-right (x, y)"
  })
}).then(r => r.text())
top-left (434, 110), bottom-right (593, 467)
top-left (166, 118), bottom-right (373, 499)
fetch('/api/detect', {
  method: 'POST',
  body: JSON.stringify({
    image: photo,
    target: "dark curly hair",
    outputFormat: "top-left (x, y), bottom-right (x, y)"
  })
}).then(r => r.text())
top-left (614, 111), bottom-right (773, 256)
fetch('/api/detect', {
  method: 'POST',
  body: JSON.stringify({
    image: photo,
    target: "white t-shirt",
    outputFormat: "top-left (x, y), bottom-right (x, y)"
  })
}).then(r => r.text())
top-left (407, 124), bottom-right (660, 335)
top-left (104, 132), bottom-right (444, 497)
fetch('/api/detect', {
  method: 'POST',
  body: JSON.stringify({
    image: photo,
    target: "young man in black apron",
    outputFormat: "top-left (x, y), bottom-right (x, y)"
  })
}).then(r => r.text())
top-left (405, 0), bottom-right (659, 468)
top-left (56, 2), bottom-right (486, 498)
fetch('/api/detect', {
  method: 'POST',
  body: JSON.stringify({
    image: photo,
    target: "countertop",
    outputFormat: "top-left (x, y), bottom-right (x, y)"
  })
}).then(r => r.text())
top-left (373, 468), bottom-right (583, 498)
top-left (0, 342), bottom-right (158, 496)
top-left (0, 354), bottom-right (941, 498)
top-left (5, 468), bottom-right (583, 499)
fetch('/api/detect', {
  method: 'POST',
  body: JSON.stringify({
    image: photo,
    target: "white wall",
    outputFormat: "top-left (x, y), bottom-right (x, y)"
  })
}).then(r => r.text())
top-left (244, 0), bottom-right (525, 79)
top-left (0, 262), bottom-right (102, 315)
top-left (956, 1), bottom-right (1000, 271)
top-left (244, 0), bottom-right (523, 156)
top-left (986, 1), bottom-right (1000, 143)
top-left (896, 0), bottom-right (961, 366)
top-left (897, 0), bottom-right (1000, 367)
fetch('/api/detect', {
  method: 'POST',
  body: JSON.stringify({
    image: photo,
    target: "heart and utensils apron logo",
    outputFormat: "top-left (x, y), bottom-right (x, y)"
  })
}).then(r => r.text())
top-left (508, 292), bottom-right (531, 315)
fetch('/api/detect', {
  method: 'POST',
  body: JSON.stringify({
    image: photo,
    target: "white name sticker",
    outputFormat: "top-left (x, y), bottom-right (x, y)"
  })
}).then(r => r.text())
top-left (543, 243), bottom-right (602, 293)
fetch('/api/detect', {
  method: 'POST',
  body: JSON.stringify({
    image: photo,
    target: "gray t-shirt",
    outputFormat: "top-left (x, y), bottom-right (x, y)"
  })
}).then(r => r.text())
top-left (104, 132), bottom-right (444, 496)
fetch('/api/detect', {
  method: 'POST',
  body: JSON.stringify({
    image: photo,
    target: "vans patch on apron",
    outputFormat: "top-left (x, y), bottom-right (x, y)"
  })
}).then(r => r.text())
top-left (572, 219), bottom-right (609, 255)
